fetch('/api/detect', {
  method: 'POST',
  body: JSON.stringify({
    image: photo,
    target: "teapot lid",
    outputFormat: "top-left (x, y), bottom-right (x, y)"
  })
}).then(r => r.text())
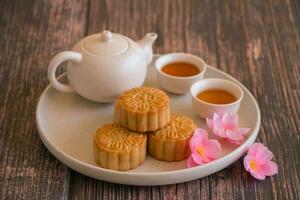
top-left (82, 30), bottom-right (129, 56)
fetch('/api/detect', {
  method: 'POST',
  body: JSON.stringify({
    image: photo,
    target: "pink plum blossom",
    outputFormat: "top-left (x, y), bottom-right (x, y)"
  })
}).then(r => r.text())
top-left (206, 112), bottom-right (250, 144)
top-left (244, 143), bottom-right (278, 180)
top-left (187, 128), bottom-right (221, 168)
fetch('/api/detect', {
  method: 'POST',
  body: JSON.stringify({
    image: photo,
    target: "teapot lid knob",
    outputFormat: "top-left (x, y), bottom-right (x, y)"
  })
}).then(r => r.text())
top-left (100, 30), bottom-right (112, 42)
top-left (81, 30), bottom-right (128, 56)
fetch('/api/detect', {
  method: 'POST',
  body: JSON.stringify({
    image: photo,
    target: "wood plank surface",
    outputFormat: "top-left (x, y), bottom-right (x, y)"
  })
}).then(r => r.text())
top-left (0, 0), bottom-right (88, 199)
top-left (0, 0), bottom-right (299, 199)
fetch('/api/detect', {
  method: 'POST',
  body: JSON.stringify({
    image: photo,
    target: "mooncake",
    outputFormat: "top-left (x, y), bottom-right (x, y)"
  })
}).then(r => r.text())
top-left (148, 113), bottom-right (196, 161)
top-left (115, 87), bottom-right (170, 132)
top-left (93, 123), bottom-right (147, 171)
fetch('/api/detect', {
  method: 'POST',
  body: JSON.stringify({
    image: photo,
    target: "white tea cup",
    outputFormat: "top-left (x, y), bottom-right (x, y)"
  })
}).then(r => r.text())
top-left (190, 78), bottom-right (244, 119)
top-left (155, 53), bottom-right (207, 94)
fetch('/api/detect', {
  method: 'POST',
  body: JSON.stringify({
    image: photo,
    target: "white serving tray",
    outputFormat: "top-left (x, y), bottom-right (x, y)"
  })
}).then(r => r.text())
top-left (36, 55), bottom-right (260, 185)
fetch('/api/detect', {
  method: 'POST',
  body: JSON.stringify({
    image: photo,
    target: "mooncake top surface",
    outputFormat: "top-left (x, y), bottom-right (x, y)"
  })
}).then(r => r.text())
top-left (94, 123), bottom-right (146, 151)
top-left (151, 113), bottom-right (195, 140)
top-left (116, 87), bottom-right (169, 113)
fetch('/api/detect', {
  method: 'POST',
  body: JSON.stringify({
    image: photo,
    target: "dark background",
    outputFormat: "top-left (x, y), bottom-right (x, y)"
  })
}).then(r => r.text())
top-left (0, 0), bottom-right (299, 199)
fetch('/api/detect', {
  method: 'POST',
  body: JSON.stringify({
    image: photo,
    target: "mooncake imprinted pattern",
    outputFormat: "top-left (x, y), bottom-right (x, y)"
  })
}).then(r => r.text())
top-left (148, 113), bottom-right (195, 161)
top-left (94, 124), bottom-right (146, 151)
top-left (115, 87), bottom-right (170, 132)
top-left (152, 113), bottom-right (195, 139)
top-left (94, 123), bottom-right (147, 171)
top-left (118, 87), bottom-right (169, 112)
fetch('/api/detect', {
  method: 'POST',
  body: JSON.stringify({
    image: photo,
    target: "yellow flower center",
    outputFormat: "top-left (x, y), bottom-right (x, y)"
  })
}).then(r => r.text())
top-left (250, 160), bottom-right (257, 171)
top-left (196, 146), bottom-right (206, 158)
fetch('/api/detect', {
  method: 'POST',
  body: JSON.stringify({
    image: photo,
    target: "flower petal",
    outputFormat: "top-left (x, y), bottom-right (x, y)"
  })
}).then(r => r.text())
top-left (250, 170), bottom-right (266, 180)
top-left (248, 143), bottom-right (264, 156)
top-left (213, 127), bottom-right (226, 138)
top-left (258, 161), bottom-right (278, 176)
top-left (212, 113), bottom-right (224, 130)
top-left (190, 129), bottom-right (208, 152)
top-left (226, 129), bottom-right (244, 141)
top-left (195, 128), bottom-right (209, 144)
top-left (190, 135), bottom-right (200, 152)
top-left (187, 156), bottom-right (198, 168)
top-left (243, 155), bottom-right (252, 172)
top-left (191, 152), bottom-right (204, 165)
top-left (203, 140), bottom-right (221, 159)
top-left (255, 146), bottom-right (274, 165)
top-left (244, 155), bottom-right (266, 180)
top-left (222, 113), bottom-right (238, 130)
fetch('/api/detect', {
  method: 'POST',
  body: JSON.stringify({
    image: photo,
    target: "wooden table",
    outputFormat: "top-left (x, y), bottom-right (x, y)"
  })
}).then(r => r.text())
top-left (0, 0), bottom-right (299, 199)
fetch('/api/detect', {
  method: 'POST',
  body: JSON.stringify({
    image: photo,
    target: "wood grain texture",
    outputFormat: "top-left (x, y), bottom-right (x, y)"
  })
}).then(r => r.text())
top-left (0, 0), bottom-right (88, 199)
top-left (0, 0), bottom-right (299, 199)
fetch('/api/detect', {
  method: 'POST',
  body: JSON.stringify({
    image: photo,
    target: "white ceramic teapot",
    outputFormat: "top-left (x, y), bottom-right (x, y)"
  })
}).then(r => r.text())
top-left (48, 30), bottom-right (157, 103)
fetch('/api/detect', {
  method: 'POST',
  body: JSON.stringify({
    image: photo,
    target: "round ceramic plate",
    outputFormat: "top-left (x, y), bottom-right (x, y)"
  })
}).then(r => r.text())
top-left (36, 55), bottom-right (260, 186)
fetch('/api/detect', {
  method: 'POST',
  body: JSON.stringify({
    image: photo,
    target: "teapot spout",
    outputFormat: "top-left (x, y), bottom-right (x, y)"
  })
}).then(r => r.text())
top-left (137, 33), bottom-right (158, 65)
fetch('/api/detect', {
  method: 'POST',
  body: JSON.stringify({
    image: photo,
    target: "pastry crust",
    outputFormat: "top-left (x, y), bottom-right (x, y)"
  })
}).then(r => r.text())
top-left (115, 87), bottom-right (170, 132)
top-left (93, 123), bottom-right (147, 171)
top-left (148, 113), bottom-right (196, 161)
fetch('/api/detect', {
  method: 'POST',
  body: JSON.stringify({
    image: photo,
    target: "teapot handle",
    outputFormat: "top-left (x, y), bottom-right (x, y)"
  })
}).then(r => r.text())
top-left (48, 51), bottom-right (82, 92)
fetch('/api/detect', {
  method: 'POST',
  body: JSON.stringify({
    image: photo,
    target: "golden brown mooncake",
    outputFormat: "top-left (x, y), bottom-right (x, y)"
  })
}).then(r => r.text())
top-left (148, 113), bottom-right (196, 162)
top-left (115, 87), bottom-right (170, 132)
top-left (93, 123), bottom-right (147, 171)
